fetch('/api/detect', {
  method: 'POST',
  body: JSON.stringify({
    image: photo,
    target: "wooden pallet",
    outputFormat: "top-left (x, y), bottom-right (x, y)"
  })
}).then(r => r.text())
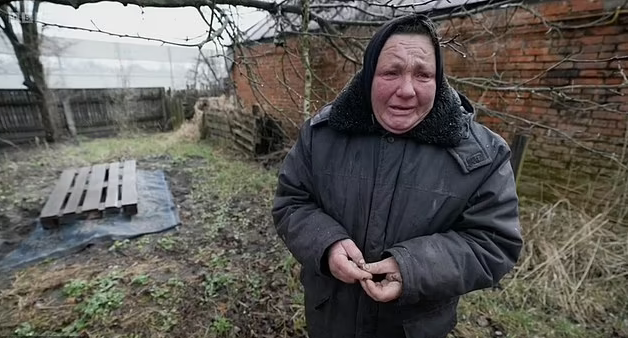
top-left (39, 160), bottom-right (138, 229)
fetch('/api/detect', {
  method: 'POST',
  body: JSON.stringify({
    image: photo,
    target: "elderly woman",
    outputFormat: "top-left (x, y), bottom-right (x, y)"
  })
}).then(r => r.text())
top-left (272, 13), bottom-right (522, 338)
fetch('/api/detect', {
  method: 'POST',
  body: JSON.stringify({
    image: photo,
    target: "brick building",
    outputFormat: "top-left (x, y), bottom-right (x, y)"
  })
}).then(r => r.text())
top-left (230, 0), bottom-right (628, 202)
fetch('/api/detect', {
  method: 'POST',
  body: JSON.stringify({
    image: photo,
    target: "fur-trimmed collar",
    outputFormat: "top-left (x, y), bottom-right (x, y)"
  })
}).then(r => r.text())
top-left (328, 70), bottom-right (473, 147)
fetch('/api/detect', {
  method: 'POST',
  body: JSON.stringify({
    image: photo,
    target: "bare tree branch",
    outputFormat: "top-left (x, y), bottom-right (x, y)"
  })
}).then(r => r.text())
top-left (618, 59), bottom-right (628, 83)
top-left (450, 76), bottom-right (628, 92)
top-left (301, 0), bottom-right (312, 120)
top-left (310, 12), bottom-right (363, 64)
top-left (33, 15), bottom-right (226, 48)
top-left (501, 2), bottom-right (627, 31)
top-left (474, 101), bottom-right (628, 170)
top-left (310, 0), bottom-right (441, 10)
top-left (0, 5), bottom-right (20, 47)
top-left (0, 0), bottom-right (516, 28)
top-left (6, 2), bottom-right (17, 14)
top-left (32, 0), bottom-right (40, 23)
top-left (0, 0), bottom-right (302, 14)
top-left (309, 2), bottom-right (391, 20)
top-left (198, 48), bottom-right (222, 83)
top-left (0, 137), bottom-right (19, 149)
top-left (568, 55), bottom-right (628, 63)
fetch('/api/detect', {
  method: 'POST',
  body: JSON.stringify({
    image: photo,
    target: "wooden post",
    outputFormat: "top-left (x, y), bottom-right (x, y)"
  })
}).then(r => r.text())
top-left (252, 104), bottom-right (261, 156)
top-left (510, 133), bottom-right (530, 184)
top-left (62, 96), bottom-right (77, 139)
top-left (252, 104), bottom-right (260, 117)
top-left (160, 88), bottom-right (168, 131)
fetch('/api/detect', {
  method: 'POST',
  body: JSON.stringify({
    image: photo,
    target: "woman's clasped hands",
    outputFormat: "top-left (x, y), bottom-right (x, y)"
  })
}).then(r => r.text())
top-left (327, 239), bottom-right (402, 302)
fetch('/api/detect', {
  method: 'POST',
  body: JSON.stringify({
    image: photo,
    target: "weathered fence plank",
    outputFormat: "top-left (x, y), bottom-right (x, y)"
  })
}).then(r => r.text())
top-left (201, 101), bottom-right (286, 158)
top-left (0, 87), bottom-right (168, 146)
top-left (0, 90), bottom-right (39, 133)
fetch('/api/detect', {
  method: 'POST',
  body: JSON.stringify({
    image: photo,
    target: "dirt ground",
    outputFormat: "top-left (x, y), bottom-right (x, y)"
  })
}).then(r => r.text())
top-left (0, 133), bottom-right (310, 338)
top-left (0, 132), bottom-right (625, 338)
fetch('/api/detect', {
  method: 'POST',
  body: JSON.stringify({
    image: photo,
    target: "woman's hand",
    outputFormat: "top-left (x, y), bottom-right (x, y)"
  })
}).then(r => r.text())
top-left (328, 239), bottom-right (373, 283)
top-left (360, 257), bottom-right (402, 302)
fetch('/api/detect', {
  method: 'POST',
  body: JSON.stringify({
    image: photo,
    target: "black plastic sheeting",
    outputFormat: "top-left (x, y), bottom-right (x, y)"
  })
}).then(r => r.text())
top-left (0, 169), bottom-right (181, 272)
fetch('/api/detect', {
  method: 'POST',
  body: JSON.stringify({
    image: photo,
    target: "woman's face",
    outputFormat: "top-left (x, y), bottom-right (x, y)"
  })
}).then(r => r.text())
top-left (370, 34), bottom-right (437, 134)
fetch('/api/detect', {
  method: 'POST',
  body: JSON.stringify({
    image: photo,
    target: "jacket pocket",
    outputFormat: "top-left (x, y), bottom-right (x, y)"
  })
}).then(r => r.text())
top-left (300, 268), bottom-right (336, 338)
top-left (300, 267), bottom-right (333, 306)
top-left (401, 297), bottom-right (459, 338)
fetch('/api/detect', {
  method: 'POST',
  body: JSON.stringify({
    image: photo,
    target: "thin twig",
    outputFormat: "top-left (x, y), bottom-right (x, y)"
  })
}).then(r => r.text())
top-left (0, 137), bottom-right (19, 149)
top-left (450, 76), bottom-right (628, 92)
top-left (41, 14), bottom-right (226, 48)
top-left (473, 102), bottom-right (628, 170)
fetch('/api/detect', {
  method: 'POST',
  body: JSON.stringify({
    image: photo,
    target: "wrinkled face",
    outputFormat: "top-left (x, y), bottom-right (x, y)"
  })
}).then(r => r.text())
top-left (371, 34), bottom-right (437, 134)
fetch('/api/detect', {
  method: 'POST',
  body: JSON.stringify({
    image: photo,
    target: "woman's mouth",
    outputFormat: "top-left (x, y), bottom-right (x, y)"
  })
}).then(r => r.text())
top-left (388, 105), bottom-right (414, 114)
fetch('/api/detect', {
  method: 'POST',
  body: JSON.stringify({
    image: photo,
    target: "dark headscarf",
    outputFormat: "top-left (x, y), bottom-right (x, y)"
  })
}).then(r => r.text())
top-left (327, 13), bottom-right (470, 147)
top-left (361, 14), bottom-right (444, 113)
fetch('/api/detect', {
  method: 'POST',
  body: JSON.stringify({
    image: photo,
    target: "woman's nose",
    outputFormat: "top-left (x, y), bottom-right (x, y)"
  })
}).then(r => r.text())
top-left (396, 75), bottom-right (415, 98)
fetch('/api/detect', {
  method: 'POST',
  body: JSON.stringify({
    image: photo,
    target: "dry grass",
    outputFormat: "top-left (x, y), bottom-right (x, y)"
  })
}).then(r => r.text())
top-left (503, 153), bottom-right (628, 329)
top-left (451, 191), bottom-right (628, 338)
top-left (504, 198), bottom-right (628, 323)
top-left (171, 95), bottom-right (240, 144)
top-left (171, 100), bottom-right (205, 143)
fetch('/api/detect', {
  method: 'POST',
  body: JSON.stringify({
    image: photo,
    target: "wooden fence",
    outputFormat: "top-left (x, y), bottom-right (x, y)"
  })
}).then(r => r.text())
top-left (0, 87), bottom-right (168, 145)
top-left (201, 100), bottom-right (285, 158)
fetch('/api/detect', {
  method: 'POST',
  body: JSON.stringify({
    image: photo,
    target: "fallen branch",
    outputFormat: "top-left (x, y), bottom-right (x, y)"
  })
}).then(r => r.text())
top-left (0, 137), bottom-right (19, 149)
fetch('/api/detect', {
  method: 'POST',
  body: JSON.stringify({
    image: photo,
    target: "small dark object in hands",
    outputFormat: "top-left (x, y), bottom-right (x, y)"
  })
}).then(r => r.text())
top-left (372, 273), bottom-right (387, 283)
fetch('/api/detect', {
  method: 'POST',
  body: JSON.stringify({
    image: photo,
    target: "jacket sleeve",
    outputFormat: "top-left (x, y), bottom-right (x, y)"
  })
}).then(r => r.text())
top-left (384, 143), bottom-right (523, 305)
top-left (272, 120), bottom-right (351, 276)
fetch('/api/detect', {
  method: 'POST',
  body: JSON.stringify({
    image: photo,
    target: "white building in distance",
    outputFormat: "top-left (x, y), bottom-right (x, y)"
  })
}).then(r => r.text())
top-left (0, 34), bottom-right (230, 90)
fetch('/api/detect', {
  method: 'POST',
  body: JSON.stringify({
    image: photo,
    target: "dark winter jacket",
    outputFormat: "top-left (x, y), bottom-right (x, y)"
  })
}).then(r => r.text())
top-left (272, 14), bottom-right (522, 338)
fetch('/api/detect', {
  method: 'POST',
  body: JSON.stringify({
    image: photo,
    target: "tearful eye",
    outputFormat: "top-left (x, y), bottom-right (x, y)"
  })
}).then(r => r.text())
top-left (414, 71), bottom-right (435, 82)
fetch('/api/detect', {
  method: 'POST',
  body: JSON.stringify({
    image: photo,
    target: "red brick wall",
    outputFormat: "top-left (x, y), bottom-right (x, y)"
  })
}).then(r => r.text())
top-left (231, 38), bottom-right (306, 137)
top-left (308, 37), bottom-right (362, 112)
top-left (438, 0), bottom-right (628, 199)
top-left (231, 0), bottom-right (628, 199)
top-left (231, 37), bottom-right (362, 137)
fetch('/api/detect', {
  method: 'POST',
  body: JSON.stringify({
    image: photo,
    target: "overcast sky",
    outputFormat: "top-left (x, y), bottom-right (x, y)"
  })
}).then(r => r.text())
top-left (1, 2), bottom-right (270, 89)
top-left (34, 2), bottom-right (268, 49)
